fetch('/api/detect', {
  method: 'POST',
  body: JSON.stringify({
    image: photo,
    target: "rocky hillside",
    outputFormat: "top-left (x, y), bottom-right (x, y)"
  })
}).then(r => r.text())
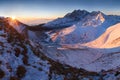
top-left (0, 17), bottom-right (51, 80)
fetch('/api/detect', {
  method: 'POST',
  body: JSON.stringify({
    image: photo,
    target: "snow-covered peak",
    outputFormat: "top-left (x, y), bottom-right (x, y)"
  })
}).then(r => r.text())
top-left (90, 11), bottom-right (104, 15)
top-left (64, 9), bottom-right (89, 19)
top-left (80, 11), bottom-right (105, 27)
top-left (43, 10), bottom-right (90, 28)
top-left (91, 11), bottom-right (105, 22)
top-left (43, 10), bottom-right (107, 29)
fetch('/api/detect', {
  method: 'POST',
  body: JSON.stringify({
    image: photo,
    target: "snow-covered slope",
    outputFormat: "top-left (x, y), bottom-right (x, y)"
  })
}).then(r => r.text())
top-left (41, 44), bottom-right (120, 72)
top-left (40, 21), bottom-right (120, 72)
top-left (0, 17), bottom-right (51, 80)
top-left (84, 23), bottom-right (120, 48)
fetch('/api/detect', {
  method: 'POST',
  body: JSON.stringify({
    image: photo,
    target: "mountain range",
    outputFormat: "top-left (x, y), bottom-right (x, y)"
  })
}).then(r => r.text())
top-left (38, 10), bottom-right (120, 72)
top-left (0, 10), bottom-right (120, 80)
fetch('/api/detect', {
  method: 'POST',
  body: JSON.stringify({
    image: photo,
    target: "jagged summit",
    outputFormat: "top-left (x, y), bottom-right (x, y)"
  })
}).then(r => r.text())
top-left (65, 10), bottom-right (105, 20)
top-left (90, 11), bottom-right (104, 15)
top-left (80, 11), bottom-right (105, 28)
top-left (43, 10), bottom-right (107, 28)
top-left (64, 9), bottom-right (89, 19)
top-left (43, 9), bottom-right (90, 28)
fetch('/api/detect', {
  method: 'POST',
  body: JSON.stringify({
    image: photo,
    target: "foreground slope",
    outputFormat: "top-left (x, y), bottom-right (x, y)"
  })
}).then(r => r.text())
top-left (0, 17), bottom-right (51, 80)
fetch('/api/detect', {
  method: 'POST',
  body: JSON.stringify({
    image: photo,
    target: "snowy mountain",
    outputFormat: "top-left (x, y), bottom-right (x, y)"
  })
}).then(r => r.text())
top-left (0, 9), bottom-right (120, 80)
top-left (43, 10), bottom-right (90, 28)
top-left (43, 10), bottom-right (120, 44)
top-left (28, 10), bottom-right (120, 78)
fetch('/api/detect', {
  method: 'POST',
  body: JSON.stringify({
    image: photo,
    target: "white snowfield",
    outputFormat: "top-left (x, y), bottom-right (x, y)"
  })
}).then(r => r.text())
top-left (40, 23), bottom-right (120, 72)
top-left (84, 23), bottom-right (120, 48)
top-left (38, 10), bottom-right (120, 72)
top-left (41, 44), bottom-right (120, 72)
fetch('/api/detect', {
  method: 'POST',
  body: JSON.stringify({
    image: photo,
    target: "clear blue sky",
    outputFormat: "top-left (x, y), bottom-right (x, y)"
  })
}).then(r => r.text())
top-left (0, 0), bottom-right (119, 19)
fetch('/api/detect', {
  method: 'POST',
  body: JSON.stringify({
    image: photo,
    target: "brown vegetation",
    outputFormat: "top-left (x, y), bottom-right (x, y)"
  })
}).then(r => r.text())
top-left (10, 76), bottom-right (20, 80)
top-left (16, 65), bottom-right (26, 78)
top-left (0, 69), bottom-right (5, 79)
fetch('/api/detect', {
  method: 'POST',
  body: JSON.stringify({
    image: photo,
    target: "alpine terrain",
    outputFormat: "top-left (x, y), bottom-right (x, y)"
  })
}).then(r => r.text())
top-left (0, 9), bottom-right (120, 80)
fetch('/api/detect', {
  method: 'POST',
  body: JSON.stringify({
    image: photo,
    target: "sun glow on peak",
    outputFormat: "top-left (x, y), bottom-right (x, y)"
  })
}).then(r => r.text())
top-left (11, 16), bottom-right (16, 20)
